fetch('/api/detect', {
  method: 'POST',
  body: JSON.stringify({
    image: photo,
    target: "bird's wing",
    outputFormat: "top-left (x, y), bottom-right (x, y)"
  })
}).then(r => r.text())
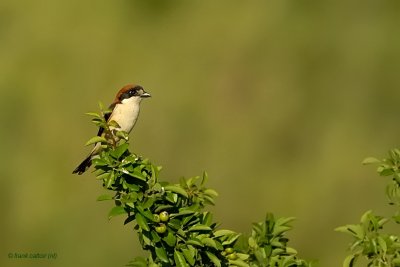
top-left (97, 102), bottom-right (117, 136)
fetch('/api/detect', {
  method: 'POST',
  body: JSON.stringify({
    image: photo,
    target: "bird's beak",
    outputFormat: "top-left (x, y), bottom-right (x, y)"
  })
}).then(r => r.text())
top-left (141, 92), bottom-right (151, 98)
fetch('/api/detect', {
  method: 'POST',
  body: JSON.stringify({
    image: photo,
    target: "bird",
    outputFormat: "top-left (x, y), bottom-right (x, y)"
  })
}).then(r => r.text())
top-left (72, 84), bottom-right (151, 175)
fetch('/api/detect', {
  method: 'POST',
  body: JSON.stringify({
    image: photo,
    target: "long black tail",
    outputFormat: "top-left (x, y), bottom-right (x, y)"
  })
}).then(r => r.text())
top-left (72, 155), bottom-right (92, 175)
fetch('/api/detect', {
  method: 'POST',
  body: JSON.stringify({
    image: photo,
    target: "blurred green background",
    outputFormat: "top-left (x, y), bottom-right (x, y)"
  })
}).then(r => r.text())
top-left (1, 1), bottom-right (400, 266)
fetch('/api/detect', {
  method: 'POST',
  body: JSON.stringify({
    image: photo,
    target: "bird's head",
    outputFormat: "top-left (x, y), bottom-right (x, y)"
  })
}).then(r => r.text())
top-left (114, 84), bottom-right (151, 104)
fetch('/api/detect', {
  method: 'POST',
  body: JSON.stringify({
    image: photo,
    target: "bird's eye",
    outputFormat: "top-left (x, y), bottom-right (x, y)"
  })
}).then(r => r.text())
top-left (130, 86), bottom-right (143, 96)
top-left (129, 89), bottom-right (138, 96)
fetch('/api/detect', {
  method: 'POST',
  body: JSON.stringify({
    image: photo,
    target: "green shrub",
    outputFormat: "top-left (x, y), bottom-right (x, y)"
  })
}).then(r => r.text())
top-left (83, 107), bottom-right (311, 267)
top-left (336, 150), bottom-right (400, 266)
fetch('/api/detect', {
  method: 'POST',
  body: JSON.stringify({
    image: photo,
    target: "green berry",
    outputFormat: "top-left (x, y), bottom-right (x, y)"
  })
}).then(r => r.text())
top-left (155, 223), bottom-right (167, 234)
top-left (226, 253), bottom-right (238, 260)
top-left (153, 214), bottom-right (160, 223)
top-left (159, 211), bottom-right (170, 222)
top-left (224, 247), bottom-right (234, 254)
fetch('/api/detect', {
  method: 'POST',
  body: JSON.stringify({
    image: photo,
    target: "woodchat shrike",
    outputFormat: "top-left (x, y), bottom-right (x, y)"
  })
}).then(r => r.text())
top-left (72, 84), bottom-right (150, 175)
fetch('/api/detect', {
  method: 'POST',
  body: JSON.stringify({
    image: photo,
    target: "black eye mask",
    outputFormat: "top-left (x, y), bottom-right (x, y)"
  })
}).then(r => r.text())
top-left (120, 86), bottom-right (143, 101)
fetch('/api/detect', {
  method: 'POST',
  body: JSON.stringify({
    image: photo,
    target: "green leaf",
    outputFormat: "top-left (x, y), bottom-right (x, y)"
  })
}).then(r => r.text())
top-left (188, 224), bottom-right (212, 232)
top-left (343, 254), bottom-right (357, 267)
top-left (248, 237), bottom-right (257, 248)
top-left (275, 216), bottom-right (295, 226)
top-left (98, 101), bottom-right (105, 110)
top-left (202, 212), bottom-right (213, 226)
top-left (377, 217), bottom-right (389, 227)
top-left (272, 225), bottom-right (291, 236)
top-left (360, 210), bottom-right (373, 224)
top-left (201, 237), bottom-right (217, 249)
top-left (181, 216), bottom-right (197, 228)
top-left (286, 247), bottom-right (298, 255)
top-left (201, 171), bottom-right (208, 186)
top-left (187, 238), bottom-right (204, 247)
top-left (377, 236), bottom-right (387, 252)
top-left (92, 158), bottom-right (108, 167)
top-left (378, 167), bottom-right (394, 176)
top-left (236, 253), bottom-right (249, 261)
top-left (95, 172), bottom-right (111, 180)
top-left (362, 157), bottom-right (381, 165)
top-left (228, 259), bottom-right (250, 267)
top-left (97, 194), bottom-right (113, 201)
top-left (252, 223), bottom-right (264, 236)
top-left (155, 205), bottom-right (174, 213)
top-left (137, 208), bottom-right (155, 221)
top-left (141, 232), bottom-right (151, 246)
top-left (123, 169), bottom-right (147, 182)
top-left (127, 256), bottom-right (148, 267)
top-left (91, 118), bottom-right (105, 126)
top-left (115, 130), bottom-right (129, 140)
top-left (205, 251), bottom-right (221, 267)
top-left (125, 183), bottom-right (140, 193)
top-left (155, 246), bottom-right (169, 263)
top-left (142, 197), bottom-right (155, 210)
top-left (335, 226), bottom-right (349, 233)
top-left (150, 164), bottom-right (159, 180)
top-left (222, 233), bottom-right (241, 246)
top-left (105, 171), bottom-right (115, 188)
top-left (214, 229), bottom-right (236, 237)
top-left (165, 192), bottom-right (178, 203)
top-left (85, 112), bottom-right (102, 118)
top-left (182, 247), bottom-right (196, 266)
top-left (254, 248), bottom-right (267, 265)
top-left (204, 188), bottom-right (219, 197)
top-left (108, 120), bottom-right (121, 128)
top-left (150, 230), bottom-right (161, 243)
top-left (135, 213), bottom-right (150, 231)
top-left (335, 225), bottom-right (364, 239)
top-left (348, 225), bottom-right (365, 239)
top-left (174, 250), bottom-right (189, 267)
top-left (85, 136), bottom-right (107, 146)
top-left (111, 143), bottom-right (129, 159)
top-left (168, 218), bottom-right (182, 230)
top-left (203, 195), bottom-right (216, 205)
top-left (179, 177), bottom-right (188, 188)
top-left (108, 206), bottom-right (127, 220)
top-left (164, 185), bottom-right (188, 198)
top-left (186, 176), bottom-right (200, 187)
top-left (163, 231), bottom-right (177, 247)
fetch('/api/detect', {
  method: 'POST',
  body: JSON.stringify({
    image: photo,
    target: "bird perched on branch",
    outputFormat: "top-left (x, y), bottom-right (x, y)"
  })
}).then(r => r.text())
top-left (72, 84), bottom-right (151, 175)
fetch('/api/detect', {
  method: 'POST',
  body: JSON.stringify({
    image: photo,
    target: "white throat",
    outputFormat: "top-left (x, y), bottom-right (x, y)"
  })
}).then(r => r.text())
top-left (109, 96), bottom-right (142, 133)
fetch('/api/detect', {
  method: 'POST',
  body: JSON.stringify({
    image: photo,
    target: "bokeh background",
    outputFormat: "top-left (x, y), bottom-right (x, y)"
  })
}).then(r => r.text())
top-left (1, 1), bottom-right (400, 266)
